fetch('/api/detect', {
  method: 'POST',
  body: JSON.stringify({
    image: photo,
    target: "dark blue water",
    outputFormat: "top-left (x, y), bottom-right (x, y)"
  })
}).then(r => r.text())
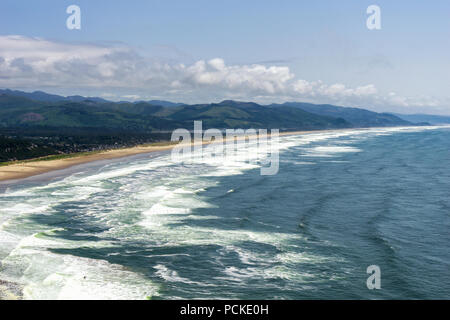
top-left (0, 127), bottom-right (449, 299)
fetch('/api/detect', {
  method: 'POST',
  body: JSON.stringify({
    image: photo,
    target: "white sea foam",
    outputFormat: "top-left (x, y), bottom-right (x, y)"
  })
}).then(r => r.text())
top-left (302, 146), bottom-right (362, 157)
top-left (1, 231), bottom-right (158, 300)
top-left (154, 264), bottom-right (209, 286)
top-left (1, 125), bottom-right (445, 299)
top-left (23, 256), bottom-right (158, 300)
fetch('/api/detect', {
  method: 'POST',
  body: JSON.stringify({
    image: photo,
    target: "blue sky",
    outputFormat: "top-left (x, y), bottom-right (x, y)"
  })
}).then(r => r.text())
top-left (1, 0), bottom-right (449, 114)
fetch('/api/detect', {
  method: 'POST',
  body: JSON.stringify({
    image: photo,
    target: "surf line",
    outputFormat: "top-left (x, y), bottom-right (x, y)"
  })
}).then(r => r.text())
top-left (170, 120), bottom-right (280, 175)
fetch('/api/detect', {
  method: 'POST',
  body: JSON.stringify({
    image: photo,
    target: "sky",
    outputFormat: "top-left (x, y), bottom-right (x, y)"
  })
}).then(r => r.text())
top-left (0, 0), bottom-right (449, 114)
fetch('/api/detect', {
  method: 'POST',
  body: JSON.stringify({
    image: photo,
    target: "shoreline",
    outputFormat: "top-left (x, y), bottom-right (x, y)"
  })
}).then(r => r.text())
top-left (0, 129), bottom-right (315, 182)
top-left (0, 141), bottom-right (178, 183)
top-left (0, 126), bottom-right (432, 182)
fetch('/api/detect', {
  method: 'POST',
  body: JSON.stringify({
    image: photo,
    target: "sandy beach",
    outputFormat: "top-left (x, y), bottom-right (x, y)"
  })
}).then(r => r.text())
top-left (0, 130), bottom-right (315, 182)
top-left (0, 143), bottom-right (179, 182)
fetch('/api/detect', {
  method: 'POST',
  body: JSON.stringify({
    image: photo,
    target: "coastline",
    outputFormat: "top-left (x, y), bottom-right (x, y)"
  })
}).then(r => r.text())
top-left (2, 125), bottom-right (436, 183)
top-left (0, 129), bottom-right (316, 182)
top-left (0, 142), bottom-right (178, 182)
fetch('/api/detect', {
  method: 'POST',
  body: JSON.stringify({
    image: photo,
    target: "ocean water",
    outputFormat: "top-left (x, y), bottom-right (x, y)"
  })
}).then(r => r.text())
top-left (0, 126), bottom-right (449, 299)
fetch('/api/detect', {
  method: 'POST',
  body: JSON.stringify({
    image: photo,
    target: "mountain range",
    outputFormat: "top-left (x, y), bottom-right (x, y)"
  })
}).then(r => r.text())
top-left (0, 89), bottom-right (435, 162)
top-left (0, 89), bottom-right (421, 130)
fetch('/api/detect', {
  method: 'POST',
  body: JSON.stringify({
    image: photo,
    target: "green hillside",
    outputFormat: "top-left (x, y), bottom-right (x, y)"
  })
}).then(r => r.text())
top-left (271, 102), bottom-right (411, 127)
top-left (167, 101), bottom-right (349, 130)
top-left (0, 90), bottom-right (418, 162)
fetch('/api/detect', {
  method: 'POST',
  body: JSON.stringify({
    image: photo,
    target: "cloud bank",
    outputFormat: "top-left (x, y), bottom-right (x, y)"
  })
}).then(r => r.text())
top-left (0, 35), bottom-right (445, 113)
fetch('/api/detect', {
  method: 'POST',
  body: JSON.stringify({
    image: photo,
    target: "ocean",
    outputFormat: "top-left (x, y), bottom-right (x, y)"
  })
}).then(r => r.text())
top-left (0, 126), bottom-right (449, 299)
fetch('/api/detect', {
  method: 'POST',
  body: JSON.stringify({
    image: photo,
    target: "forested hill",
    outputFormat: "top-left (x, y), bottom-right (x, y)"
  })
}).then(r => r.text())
top-left (0, 90), bottom-right (416, 162)
top-left (269, 102), bottom-right (412, 127)
top-left (0, 94), bottom-right (351, 131)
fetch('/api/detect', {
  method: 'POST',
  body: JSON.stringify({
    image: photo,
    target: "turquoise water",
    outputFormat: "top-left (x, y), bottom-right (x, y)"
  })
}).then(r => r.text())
top-left (0, 126), bottom-right (449, 299)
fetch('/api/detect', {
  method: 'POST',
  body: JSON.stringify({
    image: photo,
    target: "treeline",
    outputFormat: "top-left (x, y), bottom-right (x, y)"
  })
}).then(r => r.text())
top-left (0, 127), bottom-right (172, 162)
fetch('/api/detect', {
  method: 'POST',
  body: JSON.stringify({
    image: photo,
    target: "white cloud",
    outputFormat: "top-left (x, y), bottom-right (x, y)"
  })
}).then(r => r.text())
top-left (293, 80), bottom-right (377, 98)
top-left (121, 94), bottom-right (141, 100)
top-left (0, 35), bottom-right (446, 113)
top-left (176, 58), bottom-right (294, 94)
